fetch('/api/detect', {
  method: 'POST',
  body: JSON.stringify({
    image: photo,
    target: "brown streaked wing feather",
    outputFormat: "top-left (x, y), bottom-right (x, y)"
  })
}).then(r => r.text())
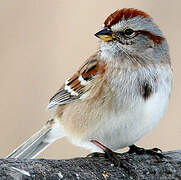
top-left (48, 88), bottom-right (79, 108)
top-left (47, 55), bottom-right (106, 109)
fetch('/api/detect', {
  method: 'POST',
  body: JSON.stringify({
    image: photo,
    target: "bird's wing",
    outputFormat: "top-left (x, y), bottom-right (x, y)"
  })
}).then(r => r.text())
top-left (47, 54), bottom-right (106, 109)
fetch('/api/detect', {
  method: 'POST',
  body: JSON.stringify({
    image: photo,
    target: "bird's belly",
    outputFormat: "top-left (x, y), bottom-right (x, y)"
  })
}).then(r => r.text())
top-left (92, 90), bottom-right (169, 151)
top-left (75, 89), bottom-right (169, 152)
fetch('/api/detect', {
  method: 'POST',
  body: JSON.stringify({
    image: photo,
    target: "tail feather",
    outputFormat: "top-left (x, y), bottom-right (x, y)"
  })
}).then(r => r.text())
top-left (7, 119), bottom-right (64, 159)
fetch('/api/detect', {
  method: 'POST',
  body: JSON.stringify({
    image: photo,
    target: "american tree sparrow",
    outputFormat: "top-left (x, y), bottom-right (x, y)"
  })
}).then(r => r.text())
top-left (7, 9), bottom-right (172, 163)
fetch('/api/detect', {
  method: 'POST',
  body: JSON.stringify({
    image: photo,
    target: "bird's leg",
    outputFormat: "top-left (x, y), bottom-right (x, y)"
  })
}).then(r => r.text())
top-left (87, 140), bottom-right (127, 168)
top-left (87, 140), bottom-right (140, 178)
top-left (128, 144), bottom-right (166, 160)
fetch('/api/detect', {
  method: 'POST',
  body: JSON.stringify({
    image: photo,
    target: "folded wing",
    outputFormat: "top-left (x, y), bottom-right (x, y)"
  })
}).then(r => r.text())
top-left (47, 54), bottom-right (106, 109)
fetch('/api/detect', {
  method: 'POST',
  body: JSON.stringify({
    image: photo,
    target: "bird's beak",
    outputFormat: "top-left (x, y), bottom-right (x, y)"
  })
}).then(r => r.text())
top-left (95, 28), bottom-right (113, 42)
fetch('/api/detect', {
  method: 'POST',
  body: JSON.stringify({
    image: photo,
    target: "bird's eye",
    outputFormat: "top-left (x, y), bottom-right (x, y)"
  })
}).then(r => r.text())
top-left (124, 28), bottom-right (135, 37)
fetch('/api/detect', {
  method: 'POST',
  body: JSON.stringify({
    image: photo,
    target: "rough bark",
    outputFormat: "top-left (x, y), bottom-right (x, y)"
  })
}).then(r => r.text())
top-left (0, 150), bottom-right (181, 180)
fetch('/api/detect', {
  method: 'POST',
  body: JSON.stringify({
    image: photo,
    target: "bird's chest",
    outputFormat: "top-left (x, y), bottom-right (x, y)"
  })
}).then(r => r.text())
top-left (98, 83), bottom-right (170, 150)
top-left (93, 65), bottom-right (172, 149)
top-left (105, 67), bottom-right (148, 111)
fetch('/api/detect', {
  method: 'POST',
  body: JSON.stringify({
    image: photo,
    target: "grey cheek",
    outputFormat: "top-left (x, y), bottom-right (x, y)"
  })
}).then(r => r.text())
top-left (145, 47), bottom-right (154, 54)
top-left (131, 42), bottom-right (147, 52)
top-left (147, 40), bottom-right (155, 48)
top-left (134, 37), bottom-right (153, 52)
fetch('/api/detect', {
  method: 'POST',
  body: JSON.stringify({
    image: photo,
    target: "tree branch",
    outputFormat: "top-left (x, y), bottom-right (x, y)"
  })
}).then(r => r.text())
top-left (0, 150), bottom-right (181, 179)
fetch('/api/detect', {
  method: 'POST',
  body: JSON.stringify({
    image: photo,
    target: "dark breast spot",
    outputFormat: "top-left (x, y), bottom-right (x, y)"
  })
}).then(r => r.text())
top-left (141, 82), bottom-right (152, 100)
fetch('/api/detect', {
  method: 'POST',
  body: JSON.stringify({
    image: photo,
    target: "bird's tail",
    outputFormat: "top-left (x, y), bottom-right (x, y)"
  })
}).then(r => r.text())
top-left (7, 118), bottom-right (64, 159)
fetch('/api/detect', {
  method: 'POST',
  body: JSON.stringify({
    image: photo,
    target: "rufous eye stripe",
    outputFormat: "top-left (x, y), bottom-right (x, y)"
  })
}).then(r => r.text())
top-left (139, 31), bottom-right (164, 44)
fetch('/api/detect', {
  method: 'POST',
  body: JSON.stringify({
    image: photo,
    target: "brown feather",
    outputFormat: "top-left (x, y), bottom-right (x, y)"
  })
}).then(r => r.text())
top-left (104, 8), bottom-right (150, 28)
top-left (48, 54), bottom-right (106, 109)
top-left (139, 30), bottom-right (164, 44)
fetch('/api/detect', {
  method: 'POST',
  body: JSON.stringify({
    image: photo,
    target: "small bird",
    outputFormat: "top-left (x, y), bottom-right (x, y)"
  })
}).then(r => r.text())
top-left (7, 8), bottom-right (172, 163)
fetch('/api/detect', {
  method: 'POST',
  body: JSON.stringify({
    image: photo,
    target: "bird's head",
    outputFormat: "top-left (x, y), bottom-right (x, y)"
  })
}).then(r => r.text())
top-left (95, 8), bottom-right (170, 64)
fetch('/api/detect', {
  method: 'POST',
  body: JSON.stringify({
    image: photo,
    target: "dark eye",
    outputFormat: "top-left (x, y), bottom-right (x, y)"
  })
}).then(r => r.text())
top-left (124, 28), bottom-right (135, 37)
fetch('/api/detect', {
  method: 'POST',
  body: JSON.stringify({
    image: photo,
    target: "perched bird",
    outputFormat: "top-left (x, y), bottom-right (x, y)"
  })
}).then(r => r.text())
top-left (7, 8), bottom-right (172, 163)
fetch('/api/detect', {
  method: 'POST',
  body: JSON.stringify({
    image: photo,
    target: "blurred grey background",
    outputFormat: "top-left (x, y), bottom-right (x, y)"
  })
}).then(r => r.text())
top-left (0, 0), bottom-right (180, 159)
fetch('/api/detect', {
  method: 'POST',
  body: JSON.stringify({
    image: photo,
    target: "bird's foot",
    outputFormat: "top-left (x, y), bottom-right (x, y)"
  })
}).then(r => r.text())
top-left (88, 140), bottom-right (127, 168)
top-left (128, 144), bottom-right (166, 161)
top-left (87, 140), bottom-right (139, 178)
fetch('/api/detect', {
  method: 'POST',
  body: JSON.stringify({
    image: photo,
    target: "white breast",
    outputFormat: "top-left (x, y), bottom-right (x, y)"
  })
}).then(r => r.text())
top-left (76, 63), bottom-right (172, 152)
top-left (96, 85), bottom-right (170, 151)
